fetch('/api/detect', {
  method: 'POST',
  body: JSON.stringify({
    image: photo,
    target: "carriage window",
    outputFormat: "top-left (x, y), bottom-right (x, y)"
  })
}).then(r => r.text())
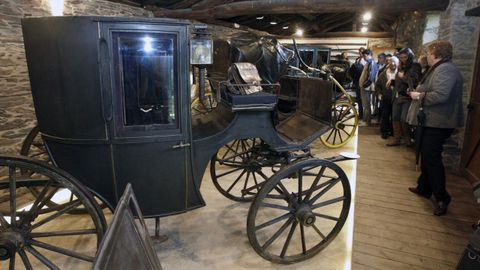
top-left (116, 32), bottom-right (177, 126)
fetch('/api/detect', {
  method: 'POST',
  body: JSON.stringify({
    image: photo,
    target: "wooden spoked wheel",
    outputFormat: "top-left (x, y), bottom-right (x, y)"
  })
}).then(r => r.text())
top-left (320, 102), bottom-right (358, 148)
top-left (0, 155), bottom-right (106, 269)
top-left (247, 159), bottom-right (351, 263)
top-left (210, 139), bottom-right (283, 202)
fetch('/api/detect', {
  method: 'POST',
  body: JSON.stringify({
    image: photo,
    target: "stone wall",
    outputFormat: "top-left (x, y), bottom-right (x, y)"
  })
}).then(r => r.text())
top-left (438, 0), bottom-right (480, 172)
top-left (395, 11), bottom-right (428, 55)
top-left (0, 0), bottom-right (151, 155)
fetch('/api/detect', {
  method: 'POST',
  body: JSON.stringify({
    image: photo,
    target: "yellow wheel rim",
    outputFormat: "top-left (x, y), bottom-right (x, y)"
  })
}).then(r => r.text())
top-left (320, 102), bottom-right (358, 148)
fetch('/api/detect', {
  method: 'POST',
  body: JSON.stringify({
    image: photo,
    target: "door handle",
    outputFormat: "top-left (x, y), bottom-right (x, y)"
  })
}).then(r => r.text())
top-left (172, 142), bottom-right (191, 149)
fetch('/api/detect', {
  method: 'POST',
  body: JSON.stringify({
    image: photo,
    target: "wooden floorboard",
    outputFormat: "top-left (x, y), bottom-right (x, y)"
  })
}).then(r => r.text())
top-left (352, 127), bottom-right (480, 269)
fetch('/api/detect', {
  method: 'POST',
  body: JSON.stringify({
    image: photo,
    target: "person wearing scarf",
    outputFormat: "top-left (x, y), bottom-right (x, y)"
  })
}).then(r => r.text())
top-left (407, 40), bottom-right (464, 216)
top-left (387, 48), bottom-right (422, 146)
top-left (375, 55), bottom-right (399, 139)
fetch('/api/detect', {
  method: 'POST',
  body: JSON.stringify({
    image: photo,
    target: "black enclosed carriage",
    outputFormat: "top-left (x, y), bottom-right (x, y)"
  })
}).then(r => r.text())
top-left (0, 16), bottom-right (356, 268)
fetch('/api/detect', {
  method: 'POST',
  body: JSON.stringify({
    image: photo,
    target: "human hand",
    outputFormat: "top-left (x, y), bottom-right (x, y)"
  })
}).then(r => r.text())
top-left (386, 80), bottom-right (391, 88)
top-left (409, 91), bottom-right (424, 100)
top-left (398, 72), bottom-right (404, 79)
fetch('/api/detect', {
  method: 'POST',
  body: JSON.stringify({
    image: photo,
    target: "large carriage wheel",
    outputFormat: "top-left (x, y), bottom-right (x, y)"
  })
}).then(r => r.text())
top-left (0, 155), bottom-right (106, 269)
top-left (320, 102), bottom-right (358, 149)
top-left (211, 139), bottom-right (281, 202)
top-left (247, 159), bottom-right (351, 264)
top-left (20, 125), bottom-right (108, 214)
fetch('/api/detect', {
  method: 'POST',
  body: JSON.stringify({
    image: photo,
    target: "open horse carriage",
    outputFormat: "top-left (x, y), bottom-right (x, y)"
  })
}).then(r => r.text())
top-left (1, 17), bottom-right (357, 269)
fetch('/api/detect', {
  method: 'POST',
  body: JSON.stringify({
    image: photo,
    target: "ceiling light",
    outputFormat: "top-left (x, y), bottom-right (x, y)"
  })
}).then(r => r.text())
top-left (362, 22), bottom-right (368, 26)
top-left (282, 26), bottom-right (289, 29)
top-left (270, 21), bottom-right (277, 25)
top-left (363, 12), bottom-right (372, 21)
top-left (233, 23), bottom-right (240, 28)
top-left (360, 26), bottom-right (368, 33)
top-left (256, 16), bottom-right (264, 20)
top-left (295, 29), bottom-right (303, 36)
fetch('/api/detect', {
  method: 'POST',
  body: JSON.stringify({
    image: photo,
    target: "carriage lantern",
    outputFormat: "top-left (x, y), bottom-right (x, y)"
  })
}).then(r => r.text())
top-left (190, 24), bottom-right (213, 100)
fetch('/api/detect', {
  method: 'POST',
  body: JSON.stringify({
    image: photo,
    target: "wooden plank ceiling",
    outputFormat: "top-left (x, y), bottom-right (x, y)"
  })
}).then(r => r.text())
top-left (108, 0), bottom-right (449, 38)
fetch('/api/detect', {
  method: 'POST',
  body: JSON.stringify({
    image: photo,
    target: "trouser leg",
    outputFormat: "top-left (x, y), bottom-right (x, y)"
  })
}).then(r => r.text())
top-left (355, 84), bottom-right (363, 119)
top-left (419, 127), bottom-right (454, 203)
top-left (360, 87), bottom-right (372, 124)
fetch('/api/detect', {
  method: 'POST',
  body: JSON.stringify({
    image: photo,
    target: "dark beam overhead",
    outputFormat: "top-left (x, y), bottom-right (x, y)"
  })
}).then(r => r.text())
top-left (278, 31), bottom-right (394, 39)
top-left (150, 0), bottom-right (449, 19)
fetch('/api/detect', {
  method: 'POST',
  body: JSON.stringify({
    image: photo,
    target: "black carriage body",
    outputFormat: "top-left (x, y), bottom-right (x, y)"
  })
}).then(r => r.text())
top-left (22, 16), bottom-right (199, 217)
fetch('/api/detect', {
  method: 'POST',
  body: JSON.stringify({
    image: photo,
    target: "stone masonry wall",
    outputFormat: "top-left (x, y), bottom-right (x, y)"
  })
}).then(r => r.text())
top-left (438, 0), bottom-right (480, 173)
top-left (0, 0), bottom-right (151, 155)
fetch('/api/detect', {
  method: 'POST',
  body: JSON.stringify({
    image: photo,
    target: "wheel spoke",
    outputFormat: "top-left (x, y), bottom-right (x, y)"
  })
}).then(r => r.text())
top-left (304, 166), bottom-right (327, 202)
top-left (297, 169), bottom-right (303, 203)
top-left (309, 177), bottom-right (341, 203)
top-left (241, 172), bottom-right (251, 198)
top-left (325, 129), bottom-right (334, 142)
top-left (252, 172), bottom-right (260, 192)
top-left (261, 216), bottom-right (294, 250)
top-left (30, 239), bottom-right (95, 262)
top-left (9, 166), bottom-right (16, 225)
top-left (255, 212), bottom-right (291, 231)
top-left (31, 199), bottom-right (82, 230)
top-left (26, 246), bottom-right (60, 270)
top-left (337, 128), bottom-right (344, 142)
top-left (332, 129), bottom-right (338, 145)
top-left (313, 213), bottom-right (340, 222)
top-left (280, 220), bottom-right (298, 258)
top-left (339, 127), bottom-right (351, 136)
top-left (216, 167), bottom-right (244, 178)
top-left (9, 253), bottom-right (15, 270)
top-left (30, 229), bottom-right (98, 238)
top-left (312, 223), bottom-right (326, 239)
top-left (300, 224), bottom-right (307, 254)
top-left (312, 196), bottom-right (346, 209)
top-left (19, 249), bottom-right (33, 270)
top-left (225, 170), bottom-right (247, 193)
top-left (20, 180), bottom-right (54, 225)
top-left (260, 202), bottom-right (293, 212)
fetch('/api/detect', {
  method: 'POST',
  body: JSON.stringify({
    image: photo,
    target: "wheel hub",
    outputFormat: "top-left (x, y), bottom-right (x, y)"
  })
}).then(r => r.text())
top-left (295, 205), bottom-right (316, 227)
top-left (336, 122), bottom-right (345, 129)
top-left (0, 230), bottom-right (24, 261)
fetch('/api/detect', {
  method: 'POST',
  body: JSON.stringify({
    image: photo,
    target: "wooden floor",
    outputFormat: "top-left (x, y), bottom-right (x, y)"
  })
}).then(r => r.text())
top-left (352, 127), bottom-right (480, 270)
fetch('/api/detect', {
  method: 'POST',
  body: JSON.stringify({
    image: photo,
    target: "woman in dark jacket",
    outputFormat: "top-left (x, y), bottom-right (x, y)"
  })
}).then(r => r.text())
top-left (386, 48), bottom-right (422, 146)
top-left (408, 40), bottom-right (464, 216)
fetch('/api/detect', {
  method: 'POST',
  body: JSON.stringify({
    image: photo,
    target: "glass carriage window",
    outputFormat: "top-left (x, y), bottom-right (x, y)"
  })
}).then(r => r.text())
top-left (115, 32), bottom-right (177, 126)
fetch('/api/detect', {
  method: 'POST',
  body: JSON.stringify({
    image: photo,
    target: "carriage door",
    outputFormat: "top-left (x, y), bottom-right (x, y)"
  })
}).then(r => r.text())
top-left (103, 23), bottom-right (191, 216)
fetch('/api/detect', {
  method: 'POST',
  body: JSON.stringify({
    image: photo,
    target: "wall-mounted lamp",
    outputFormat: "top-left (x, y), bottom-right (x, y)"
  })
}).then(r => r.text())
top-left (190, 25), bottom-right (213, 101)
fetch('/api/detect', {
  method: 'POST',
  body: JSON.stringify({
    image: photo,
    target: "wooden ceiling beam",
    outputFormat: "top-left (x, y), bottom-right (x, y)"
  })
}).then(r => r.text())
top-left (321, 17), bottom-right (354, 32)
top-left (169, 0), bottom-right (204, 9)
top-left (150, 0), bottom-right (449, 19)
top-left (277, 31), bottom-right (394, 39)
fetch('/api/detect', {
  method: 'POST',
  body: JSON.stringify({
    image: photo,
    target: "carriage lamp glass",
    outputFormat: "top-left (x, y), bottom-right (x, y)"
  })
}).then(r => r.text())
top-left (190, 36), bottom-right (213, 65)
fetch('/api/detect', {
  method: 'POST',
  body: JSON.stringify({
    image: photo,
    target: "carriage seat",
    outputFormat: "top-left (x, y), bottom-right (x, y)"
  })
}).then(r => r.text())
top-left (221, 62), bottom-right (277, 111)
top-left (221, 90), bottom-right (277, 111)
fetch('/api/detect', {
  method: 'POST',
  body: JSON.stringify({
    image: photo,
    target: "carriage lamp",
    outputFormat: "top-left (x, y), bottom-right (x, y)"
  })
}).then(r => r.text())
top-left (190, 25), bottom-right (213, 101)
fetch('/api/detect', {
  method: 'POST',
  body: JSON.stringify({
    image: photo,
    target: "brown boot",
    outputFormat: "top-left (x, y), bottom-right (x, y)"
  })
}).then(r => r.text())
top-left (386, 121), bottom-right (402, 146)
top-left (401, 122), bottom-right (413, 146)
